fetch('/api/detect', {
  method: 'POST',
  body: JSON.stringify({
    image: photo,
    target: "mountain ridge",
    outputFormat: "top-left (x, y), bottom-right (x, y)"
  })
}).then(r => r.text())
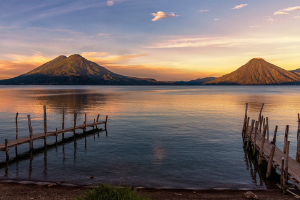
top-left (205, 58), bottom-right (300, 85)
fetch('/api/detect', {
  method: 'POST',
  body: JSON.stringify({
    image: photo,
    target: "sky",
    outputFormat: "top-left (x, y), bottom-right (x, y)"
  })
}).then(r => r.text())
top-left (0, 0), bottom-right (300, 81)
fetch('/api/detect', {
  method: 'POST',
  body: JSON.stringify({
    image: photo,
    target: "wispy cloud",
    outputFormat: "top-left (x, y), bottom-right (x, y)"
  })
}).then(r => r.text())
top-left (249, 26), bottom-right (260, 28)
top-left (106, 0), bottom-right (128, 6)
top-left (274, 6), bottom-right (300, 15)
top-left (294, 16), bottom-right (300, 19)
top-left (215, 19), bottom-right (219, 21)
top-left (81, 52), bottom-right (147, 65)
top-left (274, 11), bottom-right (289, 15)
top-left (232, 4), bottom-right (248, 10)
top-left (267, 18), bottom-right (275, 23)
top-left (151, 11), bottom-right (178, 21)
top-left (145, 36), bottom-right (300, 48)
top-left (199, 10), bottom-right (210, 12)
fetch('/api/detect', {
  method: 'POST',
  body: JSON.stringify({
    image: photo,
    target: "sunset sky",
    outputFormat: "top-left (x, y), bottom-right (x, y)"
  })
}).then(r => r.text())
top-left (1, 0), bottom-right (300, 81)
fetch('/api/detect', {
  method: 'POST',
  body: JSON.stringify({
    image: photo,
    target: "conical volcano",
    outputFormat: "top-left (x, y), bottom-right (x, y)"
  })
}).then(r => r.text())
top-left (205, 58), bottom-right (300, 85)
top-left (0, 54), bottom-right (162, 85)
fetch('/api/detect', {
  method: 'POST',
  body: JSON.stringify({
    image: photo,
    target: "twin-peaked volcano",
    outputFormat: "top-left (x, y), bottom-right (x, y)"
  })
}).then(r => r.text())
top-left (0, 54), bottom-right (162, 85)
top-left (205, 58), bottom-right (300, 85)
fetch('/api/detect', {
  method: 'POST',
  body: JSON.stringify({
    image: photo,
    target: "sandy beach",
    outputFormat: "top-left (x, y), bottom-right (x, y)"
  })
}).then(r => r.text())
top-left (0, 181), bottom-right (297, 200)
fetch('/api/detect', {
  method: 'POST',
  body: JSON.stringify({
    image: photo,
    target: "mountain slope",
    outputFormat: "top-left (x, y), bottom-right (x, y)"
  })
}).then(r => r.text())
top-left (0, 54), bottom-right (168, 85)
top-left (205, 58), bottom-right (300, 85)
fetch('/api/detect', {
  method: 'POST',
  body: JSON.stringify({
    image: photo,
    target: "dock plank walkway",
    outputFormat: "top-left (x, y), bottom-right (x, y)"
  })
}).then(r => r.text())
top-left (0, 120), bottom-right (106, 151)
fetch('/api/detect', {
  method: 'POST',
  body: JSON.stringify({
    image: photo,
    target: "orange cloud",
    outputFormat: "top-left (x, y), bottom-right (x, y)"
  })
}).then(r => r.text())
top-left (0, 54), bottom-right (51, 80)
top-left (151, 11), bottom-right (178, 21)
top-left (82, 52), bottom-right (147, 65)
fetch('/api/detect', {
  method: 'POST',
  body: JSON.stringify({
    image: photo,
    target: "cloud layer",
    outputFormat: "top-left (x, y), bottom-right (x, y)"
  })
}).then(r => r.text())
top-left (151, 11), bottom-right (178, 21)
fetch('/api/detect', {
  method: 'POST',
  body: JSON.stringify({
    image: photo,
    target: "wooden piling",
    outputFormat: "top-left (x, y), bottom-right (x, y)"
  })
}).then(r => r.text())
top-left (266, 145), bottom-right (276, 178)
top-left (246, 120), bottom-right (255, 149)
top-left (93, 119), bottom-right (95, 130)
top-left (253, 121), bottom-right (258, 155)
top-left (105, 115), bottom-right (108, 130)
top-left (27, 114), bottom-right (33, 149)
top-left (297, 133), bottom-right (300, 162)
top-left (283, 125), bottom-right (289, 154)
top-left (43, 106), bottom-right (47, 146)
top-left (5, 139), bottom-right (9, 160)
top-left (266, 117), bottom-right (269, 140)
top-left (85, 113), bottom-right (87, 131)
top-left (96, 114), bottom-right (100, 128)
top-left (281, 157), bottom-right (285, 193)
top-left (55, 128), bottom-right (58, 144)
top-left (272, 126), bottom-right (278, 145)
top-left (15, 112), bottom-right (18, 139)
top-left (62, 105), bottom-right (65, 139)
top-left (259, 116), bottom-right (263, 133)
top-left (258, 103), bottom-right (264, 129)
top-left (242, 103), bottom-right (248, 136)
top-left (74, 111), bottom-right (77, 135)
top-left (285, 141), bottom-right (290, 182)
top-left (258, 124), bottom-right (267, 165)
top-left (243, 117), bottom-right (250, 143)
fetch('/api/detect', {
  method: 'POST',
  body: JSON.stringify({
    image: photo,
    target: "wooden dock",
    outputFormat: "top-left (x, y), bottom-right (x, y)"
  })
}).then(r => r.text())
top-left (242, 103), bottom-right (300, 194)
top-left (0, 105), bottom-right (108, 160)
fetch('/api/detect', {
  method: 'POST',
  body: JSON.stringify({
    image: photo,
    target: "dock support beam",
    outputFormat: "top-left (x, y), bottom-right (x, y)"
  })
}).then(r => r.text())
top-left (258, 124), bottom-right (267, 165)
top-left (15, 112), bottom-right (18, 139)
top-left (105, 115), bottom-right (108, 130)
top-left (266, 145), bottom-right (276, 178)
top-left (44, 105), bottom-right (47, 146)
top-left (74, 111), bottom-right (77, 136)
top-left (5, 139), bottom-right (9, 160)
top-left (283, 125), bottom-right (289, 154)
top-left (246, 120), bottom-right (255, 149)
top-left (62, 105), bottom-right (65, 139)
top-left (272, 126), bottom-right (278, 145)
top-left (27, 115), bottom-right (33, 150)
top-left (253, 121), bottom-right (258, 155)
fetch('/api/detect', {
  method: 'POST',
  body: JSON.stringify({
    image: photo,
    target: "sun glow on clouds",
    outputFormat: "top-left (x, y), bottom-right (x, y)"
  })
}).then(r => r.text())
top-left (232, 4), bottom-right (248, 9)
top-left (274, 6), bottom-right (300, 15)
top-left (151, 11), bottom-right (178, 21)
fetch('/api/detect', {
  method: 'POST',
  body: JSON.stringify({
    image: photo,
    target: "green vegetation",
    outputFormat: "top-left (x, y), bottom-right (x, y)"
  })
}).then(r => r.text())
top-left (76, 184), bottom-right (152, 200)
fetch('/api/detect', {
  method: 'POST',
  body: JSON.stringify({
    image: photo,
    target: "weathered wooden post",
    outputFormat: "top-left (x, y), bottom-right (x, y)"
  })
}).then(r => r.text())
top-left (283, 125), bottom-right (289, 154)
top-left (258, 124), bottom-right (267, 165)
top-left (266, 145), bottom-right (276, 178)
top-left (43, 105), bottom-right (47, 146)
top-left (96, 114), bottom-right (100, 129)
top-left (84, 113), bottom-right (87, 131)
top-left (284, 141), bottom-right (290, 182)
top-left (281, 157), bottom-right (286, 193)
top-left (253, 121), bottom-right (258, 155)
top-left (272, 126), bottom-right (278, 145)
top-left (93, 119), bottom-right (95, 130)
top-left (266, 117), bottom-right (269, 140)
top-left (243, 117), bottom-right (250, 143)
top-left (62, 105), bottom-right (65, 139)
top-left (297, 133), bottom-right (300, 162)
top-left (27, 115), bottom-right (33, 149)
top-left (5, 139), bottom-right (9, 160)
top-left (55, 128), bottom-right (58, 144)
top-left (298, 113), bottom-right (300, 139)
top-left (73, 111), bottom-right (77, 136)
top-left (258, 103), bottom-right (264, 130)
top-left (242, 103), bottom-right (248, 137)
top-left (259, 116), bottom-right (263, 133)
top-left (105, 115), bottom-right (108, 130)
top-left (246, 120), bottom-right (255, 149)
top-left (15, 112), bottom-right (18, 139)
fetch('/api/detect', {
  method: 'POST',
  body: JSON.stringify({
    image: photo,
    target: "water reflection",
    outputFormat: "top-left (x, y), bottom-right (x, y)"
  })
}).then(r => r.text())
top-left (0, 129), bottom-right (106, 179)
top-left (152, 140), bottom-right (165, 165)
top-left (243, 146), bottom-right (280, 189)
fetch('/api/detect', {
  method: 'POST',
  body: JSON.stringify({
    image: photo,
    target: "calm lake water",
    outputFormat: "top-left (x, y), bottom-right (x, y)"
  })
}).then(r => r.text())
top-left (0, 85), bottom-right (300, 189)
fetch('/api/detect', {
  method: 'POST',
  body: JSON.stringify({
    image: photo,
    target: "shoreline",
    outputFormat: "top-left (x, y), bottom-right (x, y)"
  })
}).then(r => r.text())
top-left (0, 180), bottom-right (298, 200)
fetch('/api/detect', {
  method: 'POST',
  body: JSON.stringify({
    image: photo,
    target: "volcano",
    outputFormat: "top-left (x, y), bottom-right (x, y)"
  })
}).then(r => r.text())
top-left (0, 54), bottom-right (164, 85)
top-left (205, 58), bottom-right (300, 85)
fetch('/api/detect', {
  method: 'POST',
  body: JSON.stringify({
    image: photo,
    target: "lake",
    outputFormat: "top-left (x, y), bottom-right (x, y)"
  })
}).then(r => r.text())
top-left (0, 85), bottom-right (300, 189)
